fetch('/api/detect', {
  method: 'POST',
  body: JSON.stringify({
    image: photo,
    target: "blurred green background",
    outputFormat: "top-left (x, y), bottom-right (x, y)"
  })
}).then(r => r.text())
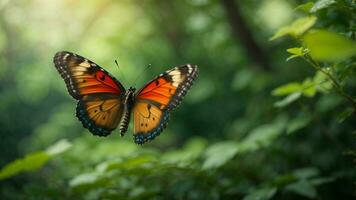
top-left (0, 0), bottom-right (355, 199)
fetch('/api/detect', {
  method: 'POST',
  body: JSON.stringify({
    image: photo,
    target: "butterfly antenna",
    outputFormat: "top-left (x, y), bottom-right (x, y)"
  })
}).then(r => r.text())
top-left (115, 59), bottom-right (128, 84)
top-left (132, 64), bottom-right (152, 87)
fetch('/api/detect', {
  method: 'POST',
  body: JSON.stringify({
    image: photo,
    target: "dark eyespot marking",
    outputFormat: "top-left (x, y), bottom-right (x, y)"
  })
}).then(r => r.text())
top-left (141, 123), bottom-right (143, 127)
top-left (155, 80), bottom-right (159, 86)
top-left (153, 117), bottom-right (155, 121)
top-left (103, 116), bottom-right (106, 120)
top-left (86, 66), bottom-right (96, 74)
top-left (82, 80), bottom-right (86, 83)
top-left (99, 104), bottom-right (104, 111)
top-left (99, 75), bottom-right (105, 81)
top-left (94, 110), bottom-right (97, 113)
top-left (145, 123), bottom-right (148, 127)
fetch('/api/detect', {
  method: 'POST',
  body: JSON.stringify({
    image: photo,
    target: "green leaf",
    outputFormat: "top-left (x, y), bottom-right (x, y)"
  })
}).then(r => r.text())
top-left (239, 116), bottom-right (287, 153)
top-left (286, 47), bottom-right (305, 61)
top-left (0, 139), bottom-right (71, 180)
top-left (46, 139), bottom-right (72, 155)
top-left (243, 187), bottom-right (277, 200)
top-left (97, 155), bottom-right (157, 172)
top-left (310, 177), bottom-right (335, 186)
top-left (310, 0), bottom-right (336, 13)
top-left (286, 180), bottom-right (317, 198)
top-left (301, 78), bottom-right (317, 97)
top-left (274, 92), bottom-right (302, 107)
top-left (202, 141), bottom-right (239, 169)
top-left (272, 82), bottom-right (302, 96)
top-left (337, 107), bottom-right (354, 123)
top-left (286, 115), bottom-right (311, 135)
top-left (313, 71), bottom-right (332, 93)
top-left (303, 30), bottom-right (356, 62)
top-left (69, 172), bottom-right (109, 192)
top-left (270, 16), bottom-right (317, 40)
top-left (293, 168), bottom-right (319, 179)
top-left (162, 137), bottom-right (207, 164)
top-left (0, 152), bottom-right (50, 180)
top-left (295, 2), bottom-right (314, 13)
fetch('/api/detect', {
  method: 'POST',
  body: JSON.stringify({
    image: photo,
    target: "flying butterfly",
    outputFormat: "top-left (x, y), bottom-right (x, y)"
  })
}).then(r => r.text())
top-left (53, 51), bottom-right (198, 144)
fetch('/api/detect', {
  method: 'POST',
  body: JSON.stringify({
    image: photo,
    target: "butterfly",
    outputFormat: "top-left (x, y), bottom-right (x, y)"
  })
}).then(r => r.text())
top-left (53, 51), bottom-right (198, 144)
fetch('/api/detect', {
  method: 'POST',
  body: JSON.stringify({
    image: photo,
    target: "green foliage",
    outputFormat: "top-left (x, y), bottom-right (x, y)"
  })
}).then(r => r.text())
top-left (286, 47), bottom-right (306, 61)
top-left (310, 0), bottom-right (336, 13)
top-left (304, 30), bottom-right (356, 62)
top-left (243, 187), bottom-right (277, 200)
top-left (0, 0), bottom-right (355, 199)
top-left (202, 141), bottom-right (238, 169)
top-left (270, 16), bottom-right (317, 40)
top-left (0, 139), bottom-right (71, 180)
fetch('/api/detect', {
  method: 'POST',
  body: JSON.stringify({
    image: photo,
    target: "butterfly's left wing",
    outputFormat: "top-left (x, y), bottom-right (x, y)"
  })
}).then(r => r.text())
top-left (53, 51), bottom-right (125, 136)
top-left (132, 64), bottom-right (198, 144)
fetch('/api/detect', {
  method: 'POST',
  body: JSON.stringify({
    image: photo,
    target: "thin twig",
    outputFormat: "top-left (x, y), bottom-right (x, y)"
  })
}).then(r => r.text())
top-left (302, 55), bottom-right (356, 111)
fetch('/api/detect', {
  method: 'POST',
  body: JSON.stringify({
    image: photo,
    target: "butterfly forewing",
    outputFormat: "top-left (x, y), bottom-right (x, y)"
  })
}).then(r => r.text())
top-left (133, 64), bottom-right (198, 144)
top-left (53, 51), bottom-right (125, 99)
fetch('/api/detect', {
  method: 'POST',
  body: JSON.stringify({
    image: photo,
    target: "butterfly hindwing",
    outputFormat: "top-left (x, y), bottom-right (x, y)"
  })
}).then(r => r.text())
top-left (76, 94), bottom-right (123, 136)
top-left (133, 64), bottom-right (198, 144)
top-left (54, 51), bottom-right (125, 136)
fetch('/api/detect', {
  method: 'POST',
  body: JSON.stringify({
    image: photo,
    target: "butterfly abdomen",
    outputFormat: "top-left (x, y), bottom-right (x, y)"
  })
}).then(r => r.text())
top-left (119, 88), bottom-right (136, 136)
top-left (119, 109), bottom-right (131, 136)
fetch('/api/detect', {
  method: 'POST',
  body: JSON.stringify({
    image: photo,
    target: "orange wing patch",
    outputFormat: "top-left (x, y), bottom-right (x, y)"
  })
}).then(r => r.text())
top-left (137, 77), bottom-right (177, 107)
top-left (132, 101), bottom-right (168, 144)
top-left (76, 94), bottom-right (123, 136)
top-left (54, 51), bottom-right (125, 99)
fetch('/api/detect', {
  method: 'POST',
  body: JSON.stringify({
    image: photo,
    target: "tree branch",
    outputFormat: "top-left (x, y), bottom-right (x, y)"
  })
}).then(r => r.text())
top-left (220, 0), bottom-right (270, 71)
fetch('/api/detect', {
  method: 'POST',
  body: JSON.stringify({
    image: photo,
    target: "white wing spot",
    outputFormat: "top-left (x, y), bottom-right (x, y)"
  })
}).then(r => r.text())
top-left (63, 54), bottom-right (69, 60)
top-left (187, 65), bottom-right (193, 73)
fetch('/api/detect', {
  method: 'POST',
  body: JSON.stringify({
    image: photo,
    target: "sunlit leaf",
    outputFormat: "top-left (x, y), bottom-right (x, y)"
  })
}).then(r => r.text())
top-left (0, 152), bottom-right (50, 180)
top-left (202, 141), bottom-right (239, 169)
top-left (270, 16), bottom-right (317, 40)
top-left (69, 172), bottom-right (108, 191)
top-left (295, 2), bottom-right (314, 12)
top-left (0, 139), bottom-right (71, 180)
top-left (310, 0), bottom-right (336, 13)
top-left (301, 78), bottom-right (316, 97)
top-left (46, 139), bottom-right (72, 155)
top-left (274, 92), bottom-right (302, 107)
top-left (243, 187), bottom-right (277, 200)
top-left (286, 180), bottom-right (317, 198)
top-left (272, 82), bottom-right (301, 96)
top-left (304, 30), bottom-right (356, 62)
top-left (286, 47), bottom-right (305, 61)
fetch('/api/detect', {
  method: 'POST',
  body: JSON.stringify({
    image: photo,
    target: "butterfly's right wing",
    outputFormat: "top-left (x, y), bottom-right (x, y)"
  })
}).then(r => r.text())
top-left (54, 51), bottom-right (125, 136)
top-left (132, 64), bottom-right (198, 144)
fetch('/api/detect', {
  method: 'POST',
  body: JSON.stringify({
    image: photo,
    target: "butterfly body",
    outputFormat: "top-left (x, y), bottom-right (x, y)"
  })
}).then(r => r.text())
top-left (119, 87), bottom-right (136, 136)
top-left (53, 51), bottom-right (198, 144)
